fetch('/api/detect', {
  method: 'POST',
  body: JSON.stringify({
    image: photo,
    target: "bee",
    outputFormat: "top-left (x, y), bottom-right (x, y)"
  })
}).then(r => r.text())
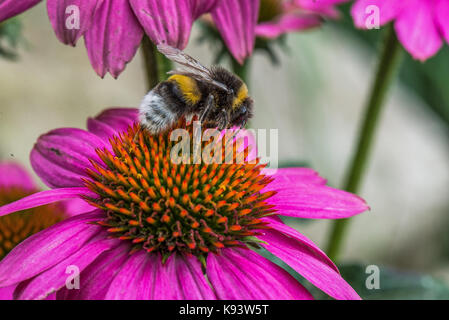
top-left (139, 44), bottom-right (253, 134)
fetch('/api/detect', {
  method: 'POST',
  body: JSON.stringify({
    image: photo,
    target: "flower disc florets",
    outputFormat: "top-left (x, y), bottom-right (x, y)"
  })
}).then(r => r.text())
top-left (84, 120), bottom-right (277, 257)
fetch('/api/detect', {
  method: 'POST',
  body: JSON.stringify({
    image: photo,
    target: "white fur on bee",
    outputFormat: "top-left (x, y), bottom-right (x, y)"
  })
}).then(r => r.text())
top-left (139, 90), bottom-right (177, 134)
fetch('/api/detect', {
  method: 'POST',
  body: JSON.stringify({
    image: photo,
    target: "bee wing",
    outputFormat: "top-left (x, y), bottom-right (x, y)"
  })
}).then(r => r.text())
top-left (157, 44), bottom-right (230, 92)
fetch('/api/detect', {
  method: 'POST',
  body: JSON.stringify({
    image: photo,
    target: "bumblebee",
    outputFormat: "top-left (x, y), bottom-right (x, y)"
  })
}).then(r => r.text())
top-left (139, 44), bottom-right (253, 134)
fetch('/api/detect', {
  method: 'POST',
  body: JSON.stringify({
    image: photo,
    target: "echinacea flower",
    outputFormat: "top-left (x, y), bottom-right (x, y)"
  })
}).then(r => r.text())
top-left (351, 0), bottom-right (449, 61)
top-left (256, 0), bottom-right (349, 39)
top-left (0, 0), bottom-right (260, 76)
top-left (0, 108), bottom-right (368, 300)
top-left (0, 161), bottom-right (86, 299)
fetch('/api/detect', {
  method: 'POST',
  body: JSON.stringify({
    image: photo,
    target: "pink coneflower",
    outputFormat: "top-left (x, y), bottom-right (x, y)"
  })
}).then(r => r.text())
top-left (0, 108), bottom-right (368, 300)
top-left (351, 0), bottom-right (449, 61)
top-left (256, 0), bottom-right (349, 39)
top-left (0, 161), bottom-right (85, 299)
top-left (0, 0), bottom-right (260, 75)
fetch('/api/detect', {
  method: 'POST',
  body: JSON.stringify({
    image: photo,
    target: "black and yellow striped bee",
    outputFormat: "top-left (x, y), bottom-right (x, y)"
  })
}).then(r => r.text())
top-left (139, 44), bottom-right (253, 134)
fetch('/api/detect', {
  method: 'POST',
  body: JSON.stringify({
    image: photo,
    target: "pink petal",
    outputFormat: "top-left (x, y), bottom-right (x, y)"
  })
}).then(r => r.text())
top-left (30, 128), bottom-right (107, 188)
top-left (258, 227), bottom-right (360, 300)
top-left (87, 107), bottom-right (138, 141)
top-left (191, 0), bottom-right (220, 18)
top-left (165, 254), bottom-right (216, 299)
top-left (293, 0), bottom-right (344, 19)
top-left (0, 161), bottom-right (36, 191)
top-left (266, 183), bottom-right (369, 219)
top-left (207, 248), bottom-right (313, 299)
top-left (0, 210), bottom-right (103, 287)
top-left (211, 0), bottom-right (259, 64)
top-left (60, 198), bottom-right (96, 217)
top-left (0, 285), bottom-right (15, 300)
top-left (351, 0), bottom-right (403, 28)
top-left (435, 0), bottom-right (449, 44)
top-left (262, 167), bottom-right (327, 192)
top-left (394, 0), bottom-right (442, 61)
top-left (57, 243), bottom-right (131, 300)
top-left (14, 236), bottom-right (118, 300)
top-left (84, 0), bottom-right (144, 78)
top-left (130, 0), bottom-right (199, 49)
top-left (0, 187), bottom-right (90, 217)
top-left (256, 13), bottom-right (322, 39)
top-left (0, 0), bottom-right (41, 22)
top-left (46, 0), bottom-right (102, 46)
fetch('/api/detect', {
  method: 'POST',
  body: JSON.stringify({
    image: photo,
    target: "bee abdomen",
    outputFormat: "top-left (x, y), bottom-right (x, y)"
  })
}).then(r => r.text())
top-left (139, 90), bottom-right (177, 134)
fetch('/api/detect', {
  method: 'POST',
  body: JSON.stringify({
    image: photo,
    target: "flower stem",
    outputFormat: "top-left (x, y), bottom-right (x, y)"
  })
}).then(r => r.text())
top-left (325, 25), bottom-right (403, 262)
top-left (141, 36), bottom-right (172, 91)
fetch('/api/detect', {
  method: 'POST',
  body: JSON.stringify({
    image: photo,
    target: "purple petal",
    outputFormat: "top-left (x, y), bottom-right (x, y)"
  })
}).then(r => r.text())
top-left (256, 13), bottom-right (322, 39)
top-left (84, 0), bottom-right (144, 78)
top-left (57, 243), bottom-right (131, 300)
top-left (0, 187), bottom-right (90, 217)
top-left (165, 254), bottom-right (216, 299)
top-left (31, 128), bottom-right (107, 188)
top-left (211, 0), bottom-right (259, 64)
top-left (60, 198), bottom-right (96, 217)
top-left (0, 161), bottom-right (36, 191)
top-left (291, 0), bottom-right (344, 19)
top-left (130, 0), bottom-right (196, 49)
top-left (191, 0), bottom-right (220, 18)
top-left (436, 0), bottom-right (449, 44)
top-left (46, 0), bottom-right (102, 46)
top-left (258, 227), bottom-right (360, 300)
top-left (394, 0), bottom-right (442, 61)
top-left (0, 0), bottom-right (41, 22)
top-left (351, 0), bottom-right (404, 29)
top-left (207, 248), bottom-right (313, 299)
top-left (266, 183), bottom-right (369, 219)
top-left (14, 236), bottom-right (118, 300)
top-left (0, 210), bottom-right (104, 287)
top-left (87, 108), bottom-right (138, 141)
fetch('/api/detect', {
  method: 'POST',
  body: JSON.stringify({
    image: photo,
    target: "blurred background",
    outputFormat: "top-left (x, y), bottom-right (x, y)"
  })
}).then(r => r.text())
top-left (1, 2), bottom-right (449, 299)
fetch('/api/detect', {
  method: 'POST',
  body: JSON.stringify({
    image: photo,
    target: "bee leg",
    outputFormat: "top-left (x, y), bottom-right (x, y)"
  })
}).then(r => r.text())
top-left (218, 109), bottom-right (230, 131)
top-left (199, 94), bottom-right (214, 123)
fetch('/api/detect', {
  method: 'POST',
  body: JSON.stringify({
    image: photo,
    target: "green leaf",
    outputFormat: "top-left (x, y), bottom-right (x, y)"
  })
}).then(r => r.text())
top-left (0, 17), bottom-right (24, 60)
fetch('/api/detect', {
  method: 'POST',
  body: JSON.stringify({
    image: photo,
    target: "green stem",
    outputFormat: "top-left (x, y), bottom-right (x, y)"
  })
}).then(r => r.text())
top-left (141, 37), bottom-right (172, 91)
top-left (325, 25), bottom-right (403, 262)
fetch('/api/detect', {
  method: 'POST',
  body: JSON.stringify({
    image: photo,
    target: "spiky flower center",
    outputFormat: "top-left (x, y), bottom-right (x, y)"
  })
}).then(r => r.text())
top-left (0, 187), bottom-right (64, 259)
top-left (85, 121), bottom-right (277, 258)
top-left (258, 0), bottom-right (284, 23)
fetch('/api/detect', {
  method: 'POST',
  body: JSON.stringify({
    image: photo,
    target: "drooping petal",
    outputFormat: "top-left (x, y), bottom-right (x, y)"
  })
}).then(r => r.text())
top-left (211, 0), bottom-right (260, 64)
top-left (261, 216), bottom-right (338, 272)
top-left (256, 13), bottom-right (322, 39)
top-left (103, 251), bottom-right (154, 300)
top-left (293, 0), bottom-right (345, 19)
top-left (130, 0), bottom-right (196, 49)
top-left (394, 0), bottom-right (442, 61)
top-left (207, 248), bottom-right (313, 299)
top-left (0, 187), bottom-right (90, 217)
top-left (435, 0), bottom-right (449, 44)
top-left (84, 0), bottom-right (144, 78)
top-left (164, 254), bottom-right (216, 299)
top-left (0, 285), bottom-right (15, 300)
top-left (258, 227), bottom-right (360, 300)
top-left (87, 108), bottom-right (138, 141)
top-left (351, 0), bottom-right (403, 28)
top-left (46, 0), bottom-right (102, 46)
top-left (191, 0), bottom-right (220, 18)
top-left (57, 243), bottom-right (131, 300)
top-left (13, 236), bottom-right (118, 300)
top-left (0, 161), bottom-right (36, 191)
top-left (262, 167), bottom-right (327, 192)
top-left (30, 128), bottom-right (107, 188)
top-left (266, 183), bottom-right (369, 219)
top-left (0, 0), bottom-right (41, 22)
top-left (0, 210), bottom-right (103, 287)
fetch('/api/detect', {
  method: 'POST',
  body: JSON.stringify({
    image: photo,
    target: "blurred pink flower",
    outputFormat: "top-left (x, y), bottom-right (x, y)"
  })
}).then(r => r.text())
top-left (0, 108), bottom-right (368, 300)
top-left (0, 161), bottom-right (87, 300)
top-left (256, 0), bottom-right (349, 39)
top-left (351, 0), bottom-right (449, 61)
top-left (0, 0), bottom-right (262, 75)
